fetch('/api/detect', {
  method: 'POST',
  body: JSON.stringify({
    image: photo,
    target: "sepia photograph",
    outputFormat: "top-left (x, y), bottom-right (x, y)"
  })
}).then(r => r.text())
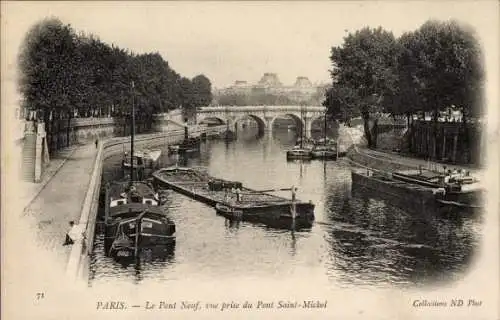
top-left (1, 1), bottom-right (499, 319)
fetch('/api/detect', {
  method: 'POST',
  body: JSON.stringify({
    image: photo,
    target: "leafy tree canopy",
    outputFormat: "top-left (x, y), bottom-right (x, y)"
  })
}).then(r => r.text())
top-left (18, 17), bottom-right (211, 120)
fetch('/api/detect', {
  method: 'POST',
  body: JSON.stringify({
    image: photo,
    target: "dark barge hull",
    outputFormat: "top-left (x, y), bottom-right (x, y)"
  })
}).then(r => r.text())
top-left (351, 171), bottom-right (482, 217)
top-left (215, 209), bottom-right (312, 230)
top-left (214, 201), bottom-right (314, 230)
top-left (311, 152), bottom-right (337, 160)
top-left (152, 168), bottom-right (315, 229)
top-left (286, 154), bottom-right (312, 161)
top-left (105, 242), bottom-right (176, 265)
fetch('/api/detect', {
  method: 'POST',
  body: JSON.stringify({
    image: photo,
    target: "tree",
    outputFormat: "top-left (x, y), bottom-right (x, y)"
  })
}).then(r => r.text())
top-left (398, 20), bottom-right (484, 159)
top-left (328, 27), bottom-right (399, 148)
top-left (191, 74), bottom-right (213, 107)
top-left (18, 17), bottom-right (214, 147)
top-left (398, 20), bottom-right (483, 119)
top-left (18, 18), bottom-right (78, 153)
top-left (323, 86), bottom-right (360, 125)
top-left (180, 75), bottom-right (212, 122)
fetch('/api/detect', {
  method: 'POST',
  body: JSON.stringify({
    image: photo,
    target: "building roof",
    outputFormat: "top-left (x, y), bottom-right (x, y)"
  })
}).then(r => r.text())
top-left (258, 73), bottom-right (283, 87)
top-left (294, 76), bottom-right (312, 87)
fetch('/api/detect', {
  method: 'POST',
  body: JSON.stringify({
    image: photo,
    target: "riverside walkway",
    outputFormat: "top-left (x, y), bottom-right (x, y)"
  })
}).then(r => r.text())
top-left (22, 144), bottom-right (97, 265)
top-left (18, 125), bottom-right (227, 278)
top-left (358, 147), bottom-right (483, 176)
top-left (345, 128), bottom-right (483, 178)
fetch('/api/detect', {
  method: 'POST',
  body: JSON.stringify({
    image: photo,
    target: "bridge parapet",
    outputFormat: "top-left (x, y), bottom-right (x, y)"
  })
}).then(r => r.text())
top-left (200, 105), bottom-right (325, 113)
top-left (197, 105), bottom-right (326, 137)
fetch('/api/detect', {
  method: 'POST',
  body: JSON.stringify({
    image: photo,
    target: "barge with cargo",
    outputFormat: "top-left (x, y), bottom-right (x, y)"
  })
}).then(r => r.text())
top-left (152, 166), bottom-right (315, 229)
top-left (351, 168), bottom-right (483, 216)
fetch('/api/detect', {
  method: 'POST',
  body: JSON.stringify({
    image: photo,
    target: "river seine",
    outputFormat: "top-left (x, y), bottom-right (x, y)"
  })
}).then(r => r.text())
top-left (88, 126), bottom-right (481, 289)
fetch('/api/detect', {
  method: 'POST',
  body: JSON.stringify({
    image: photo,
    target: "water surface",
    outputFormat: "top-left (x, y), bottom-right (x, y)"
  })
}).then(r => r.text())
top-left (89, 127), bottom-right (481, 289)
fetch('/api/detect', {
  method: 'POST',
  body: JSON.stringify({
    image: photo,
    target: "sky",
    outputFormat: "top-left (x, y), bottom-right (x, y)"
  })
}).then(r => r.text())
top-left (2, 1), bottom-right (498, 90)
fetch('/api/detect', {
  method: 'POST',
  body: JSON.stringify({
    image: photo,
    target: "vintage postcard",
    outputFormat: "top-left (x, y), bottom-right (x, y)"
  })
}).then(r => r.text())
top-left (1, 1), bottom-right (499, 319)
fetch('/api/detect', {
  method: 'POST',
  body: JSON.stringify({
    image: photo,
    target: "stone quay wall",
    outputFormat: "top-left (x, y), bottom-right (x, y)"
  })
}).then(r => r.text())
top-left (66, 125), bottom-right (226, 280)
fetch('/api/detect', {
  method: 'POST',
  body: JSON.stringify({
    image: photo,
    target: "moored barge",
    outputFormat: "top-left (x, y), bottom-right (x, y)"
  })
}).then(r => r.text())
top-left (168, 126), bottom-right (201, 154)
top-left (104, 180), bottom-right (176, 260)
top-left (351, 169), bottom-right (483, 216)
top-left (310, 145), bottom-right (337, 160)
top-left (168, 137), bottom-right (201, 154)
top-left (152, 166), bottom-right (315, 229)
top-left (286, 146), bottom-right (313, 161)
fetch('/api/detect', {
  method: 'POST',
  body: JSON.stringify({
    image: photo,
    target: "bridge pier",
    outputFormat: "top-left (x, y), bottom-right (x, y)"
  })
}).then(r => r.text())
top-left (304, 117), bottom-right (313, 139)
top-left (264, 116), bottom-right (274, 132)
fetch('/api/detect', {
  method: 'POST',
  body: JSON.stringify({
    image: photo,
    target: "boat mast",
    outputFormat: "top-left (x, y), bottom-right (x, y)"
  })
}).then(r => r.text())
top-left (130, 80), bottom-right (135, 184)
top-left (291, 186), bottom-right (297, 230)
top-left (134, 215), bottom-right (140, 257)
top-left (324, 111), bottom-right (327, 144)
top-left (300, 105), bottom-right (304, 148)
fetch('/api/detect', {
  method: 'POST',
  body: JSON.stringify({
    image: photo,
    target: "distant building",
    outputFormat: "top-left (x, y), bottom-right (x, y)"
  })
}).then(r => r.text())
top-left (234, 80), bottom-right (249, 87)
top-left (257, 73), bottom-right (283, 87)
top-left (294, 76), bottom-right (313, 88)
top-left (213, 73), bottom-right (330, 105)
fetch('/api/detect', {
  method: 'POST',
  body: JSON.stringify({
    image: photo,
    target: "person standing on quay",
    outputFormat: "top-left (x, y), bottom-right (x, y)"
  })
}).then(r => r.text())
top-left (63, 221), bottom-right (84, 246)
top-left (95, 139), bottom-right (99, 149)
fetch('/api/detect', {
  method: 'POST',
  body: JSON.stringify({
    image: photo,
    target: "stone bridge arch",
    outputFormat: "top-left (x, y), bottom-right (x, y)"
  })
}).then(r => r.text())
top-left (270, 113), bottom-right (305, 133)
top-left (309, 114), bottom-right (326, 130)
top-left (196, 106), bottom-right (326, 139)
top-left (307, 114), bottom-right (331, 139)
top-left (197, 116), bottom-right (226, 126)
top-left (233, 114), bottom-right (267, 135)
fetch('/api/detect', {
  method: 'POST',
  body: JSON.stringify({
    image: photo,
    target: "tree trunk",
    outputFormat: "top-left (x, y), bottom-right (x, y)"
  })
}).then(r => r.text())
top-left (66, 110), bottom-right (73, 148)
top-left (462, 115), bottom-right (470, 164)
top-left (56, 109), bottom-right (62, 150)
top-left (431, 109), bottom-right (438, 160)
top-left (406, 113), bottom-right (412, 152)
top-left (425, 125), bottom-right (429, 157)
top-left (362, 111), bottom-right (373, 148)
top-left (51, 110), bottom-right (57, 154)
top-left (441, 128), bottom-right (447, 161)
top-left (452, 130), bottom-right (458, 163)
top-left (44, 109), bottom-right (54, 156)
top-left (371, 118), bottom-right (378, 149)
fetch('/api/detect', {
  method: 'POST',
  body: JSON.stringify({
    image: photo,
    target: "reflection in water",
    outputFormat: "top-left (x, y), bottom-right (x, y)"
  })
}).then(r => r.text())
top-left (89, 233), bottom-right (176, 285)
top-left (224, 217), bottom-right (241, 230)
top-left (323, 177), bottom-right (480, 288)
top-left (89, 126), bottom-right (481, 288)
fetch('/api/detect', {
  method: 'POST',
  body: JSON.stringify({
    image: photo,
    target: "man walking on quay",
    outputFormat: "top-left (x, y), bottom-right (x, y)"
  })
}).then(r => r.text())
top-left (95, 139), bottom-right (99, 149)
